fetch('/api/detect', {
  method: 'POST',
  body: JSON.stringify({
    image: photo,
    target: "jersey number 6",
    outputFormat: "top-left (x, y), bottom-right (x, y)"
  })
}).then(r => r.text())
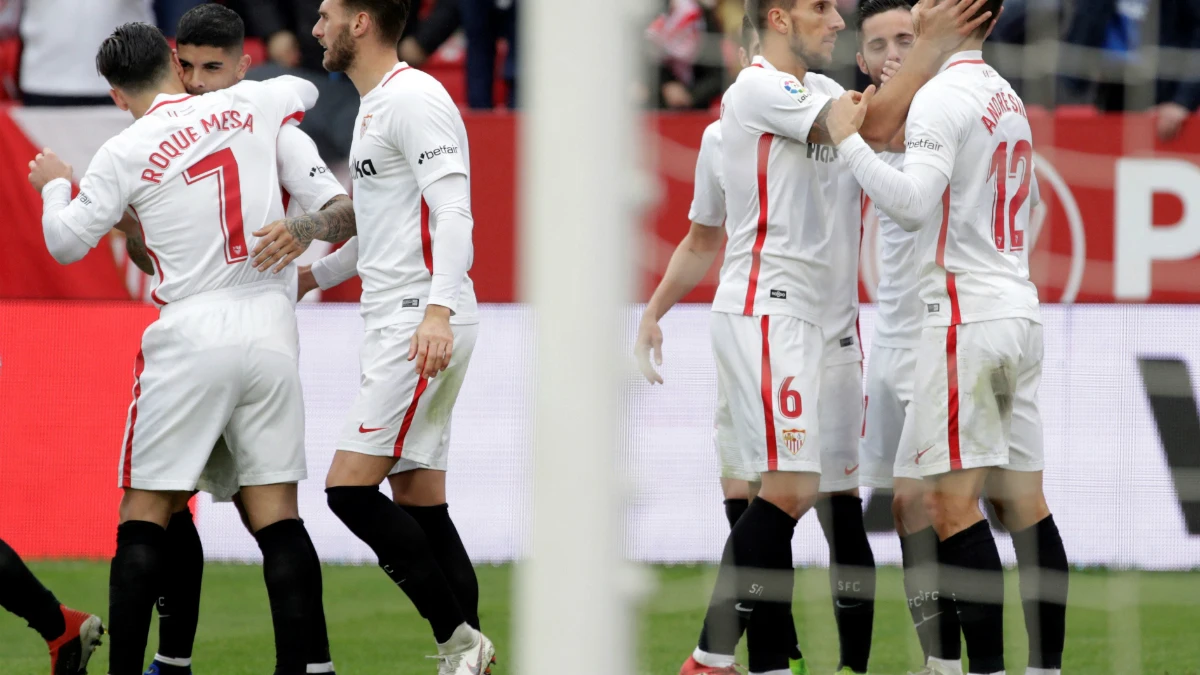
top-left (183, 147), bottom-right (247, 264)
top-left (987, 139), bottom-right (1032, 253)
top-left (779, 376), bottom-right (802, 419)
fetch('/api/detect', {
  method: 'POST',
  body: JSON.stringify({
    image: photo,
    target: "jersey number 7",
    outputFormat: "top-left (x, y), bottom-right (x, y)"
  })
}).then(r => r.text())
top-left (183, 147), bottom-right (247, 264)
top-left (987, 139), bottom-right (1032, 253)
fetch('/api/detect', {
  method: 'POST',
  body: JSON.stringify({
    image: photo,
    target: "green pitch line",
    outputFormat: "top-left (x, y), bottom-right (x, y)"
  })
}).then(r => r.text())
top-left (1, 563), bottom-right (1197, 674)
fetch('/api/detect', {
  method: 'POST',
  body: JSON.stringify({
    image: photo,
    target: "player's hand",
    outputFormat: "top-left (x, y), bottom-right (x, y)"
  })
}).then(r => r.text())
top-left (251, 220), bottom-right (310, 273)
top-left (915, 0), bottom-right (993, 54)
top-left (1155, 102), bottom-right (1191, 141)
top-left (27, 148), bottom-right (72, 193)
top-left (829, 87), bottom-right (874, 145)
top-left (296, 264), bottom-right (319, 301)
top-left (409, 305), bottom-right (454, 379)
top-left (635, 315), bottom-right (665, 384)
top-left (880, 59), bottom-right (902, 85)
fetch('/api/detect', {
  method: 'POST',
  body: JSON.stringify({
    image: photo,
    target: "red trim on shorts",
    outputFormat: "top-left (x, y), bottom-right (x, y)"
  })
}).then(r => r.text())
top-left (145, 95), bottom-right (193, 115)
top-left (947, 59), bottom-right (986, 69)
top-left (744, 133), bottom-right (773, 315)
top-left (129, 206), bottom-right (166, 305)
top-left (759, 315), bottom-right (778, 471)
top-left (122, 349), bottom-right (146, 488)
top-left (946, 324), bottom-right (962, 470)
top-left (393, 376), bottom-right (430, 458)
top-left (281, 111), bottom-right (304, 127)
top-left (421, 197), bottom-right (433, 275)
top-left (383, 65), bottom-right (413, 88)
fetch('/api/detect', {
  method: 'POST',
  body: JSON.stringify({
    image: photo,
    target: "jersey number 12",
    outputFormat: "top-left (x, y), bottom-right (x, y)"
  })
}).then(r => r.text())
top-left (183, 148), bottom-right (247, 264)
top-left (987, 139), bottom-right (1032, 253)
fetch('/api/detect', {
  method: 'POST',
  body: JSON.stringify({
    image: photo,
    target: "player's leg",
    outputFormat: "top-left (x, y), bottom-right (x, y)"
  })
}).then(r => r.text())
top-left (986, 323), bottom-right (1066, 675)
top-left (326, 322), bottom-right (487, 663)
top-left (146, 491), bottom-right (204, 675)
top-left (814, 362), bottom-right (875, 675)
top-left (0, 536), bottom-right (105, 674)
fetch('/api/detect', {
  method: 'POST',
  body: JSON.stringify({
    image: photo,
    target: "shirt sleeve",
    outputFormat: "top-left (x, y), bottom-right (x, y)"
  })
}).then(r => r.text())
top-left (276, 125), bottom-right (347, 214)
top-left (311, 237), bottom-right (359, 289)
top-left (387, 86), bottom-right (468, 191)
top-left (253, 75), bottom-right (320, 127)
top-left (51, 145), bottom-right (129, 250)
top-left (900, 84), bottom-right (963, 181)
top-left (731, 73), bottom-right (832, 144)
top-left (687, 126), bottom-right (725, 227)
top-left (422, 173), bottom-right (474, 312)
top-left (836, 133), bottom-right (949, 231)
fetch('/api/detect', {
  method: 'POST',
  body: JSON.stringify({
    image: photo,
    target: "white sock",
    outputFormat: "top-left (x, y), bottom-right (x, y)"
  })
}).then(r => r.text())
top-left (436, 623), bottom-right (478, 654)
top-left (306, 663), bottom-right (336, 674)
top-left (928, 656), bottom-right (964, 675)
top-left (692, 647), bottom-right (735, 668)
top-left (153, 654), bottom-right (192, 667)
top-left (1025, 669), bottom-right (1060, 675)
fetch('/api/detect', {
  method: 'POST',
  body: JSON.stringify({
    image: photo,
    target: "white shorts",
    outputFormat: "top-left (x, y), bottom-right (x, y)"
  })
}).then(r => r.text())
top-left (817, 360), bottom-right (864, 493)
top-left (860, 345), bottom-right (923, 487)
top-left (337, 321), bottom-right (478, 474)
top-left (118, 285), bottom-right (306, 491)
top-left (914, 318), bottom-right (1044, 477)
top-left (711, 313), bottom-right (823, 478)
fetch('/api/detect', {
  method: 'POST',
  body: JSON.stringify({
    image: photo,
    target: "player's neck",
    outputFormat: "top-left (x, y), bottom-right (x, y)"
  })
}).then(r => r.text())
top-left (761, 39), bottom-right (809, 81)
top-left (127, 82), bottom-right (188, 120)
top-left (346, 43), bottom-right (401, 97)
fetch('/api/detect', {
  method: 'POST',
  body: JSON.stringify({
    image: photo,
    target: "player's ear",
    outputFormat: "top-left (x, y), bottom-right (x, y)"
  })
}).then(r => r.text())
top-left (768, 7), bottom-right (789, 34)
top-left (738, 47), bottom-right (749, 69)
top-left (109, 89), bottom-right (130, 112)
top-left (237, 53), bottom-right (252, 78)
top-left (856, 52), bottom-right (868, 76)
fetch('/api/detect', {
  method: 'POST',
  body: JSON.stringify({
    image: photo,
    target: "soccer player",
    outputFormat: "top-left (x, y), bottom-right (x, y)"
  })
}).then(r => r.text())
top-left (130, 6), bottom-right (351, 675)
top-left (309, 2), bottom-right (493, 674)
top-left (0, 537), bottom-right (105, 674)
top-left (29, 22), bottom-right (328, 675)
top-left (830, 2), bottom-right (1070, 674)
top-left (854, 1), bottom-right (964, 673)
top-left (676, 0), bottom-right (992, 673)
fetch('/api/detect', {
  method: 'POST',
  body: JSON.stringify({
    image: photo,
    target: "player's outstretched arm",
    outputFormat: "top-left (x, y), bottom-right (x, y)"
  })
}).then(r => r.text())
top-left (307, 237), bottom-right (360, 299)
top-left (855, 0), bottom-right (992, 149)
top-left (251, 195), bottom-right (355, 272)
top-left (636, 222), bottom-right (725, 384)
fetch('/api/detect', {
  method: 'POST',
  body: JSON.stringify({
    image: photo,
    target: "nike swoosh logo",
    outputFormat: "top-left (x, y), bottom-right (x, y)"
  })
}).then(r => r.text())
top-left (359, 424), bottom-right (387, 433)
top-left (915, 446), bottom-right (934, 463)
top-left (734, 603), bottom-right (754, 613)
top-left (844, 464), bottom-right (859, 475)
top-left (913, 611), bottom-right (943, 628)
top-left (474, 641), bottom-right (486, 675)
top-left (835, 600), bottom-right (862, 609)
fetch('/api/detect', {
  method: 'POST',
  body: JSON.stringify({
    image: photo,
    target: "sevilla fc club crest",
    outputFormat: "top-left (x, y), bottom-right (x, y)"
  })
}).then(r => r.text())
top-left (360, 113), bottom-right (373, 139)
top-left (782, 429), bottom-right (806, 456)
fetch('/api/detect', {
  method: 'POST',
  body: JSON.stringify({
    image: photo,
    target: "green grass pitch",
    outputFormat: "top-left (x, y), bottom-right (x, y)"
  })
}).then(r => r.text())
top-left (1, 563), bottom-right (1198, 674)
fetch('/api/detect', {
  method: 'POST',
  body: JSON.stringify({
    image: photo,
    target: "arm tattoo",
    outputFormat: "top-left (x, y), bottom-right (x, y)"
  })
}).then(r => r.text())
top-left (807, 99), bottom-right (835, 146)
top-left (284, 195), bottom-right (356, 245)
top-left (124, 229), bottom-right (156, 276)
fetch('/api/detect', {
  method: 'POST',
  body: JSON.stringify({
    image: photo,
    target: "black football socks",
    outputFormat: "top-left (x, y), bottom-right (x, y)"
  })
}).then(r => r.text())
top-left (153, 508), bottom-right (204, 671)
top-left (901, 526), bottom-right (962, 663)
top-left (939, 520), bottom-right (1005, 674)
top-left (253, 518), bottom-right (330, 675)
top-left (816, 496), bottom-right (876, 674)
top-left (403, 503), bottom-right (481, 630)
top-left (109, 520), bottom-right (168, 675)
top-left (1011, 515), bottom-right (1068, 672)
top-left (326, 486), bottom-right (466, 642)
top-left (0, 536), bottom-right (66, 641)
top-left (733, 499), bottom-right (800, 674)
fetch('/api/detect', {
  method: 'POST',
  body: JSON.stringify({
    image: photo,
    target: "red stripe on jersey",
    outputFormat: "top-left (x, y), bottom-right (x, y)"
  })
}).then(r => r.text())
top-left (751, 63), bottom-right (764, 69)
top-left (281, 111), bottom-right (304, 127)
top-left (421, 197), bottom-right (433, 275)
top-left (393, 376), bottom-right (430, 458)
top-left (281, 187), bottom-right (292, 213)
top-left (145, 95), bottom-right (193, 115)
top-left (947, 59), bottom-right (986, 69)
top-left (759, 315), bottom-right (779, 471)
top-left (121, 349), bottom-right (146, 488)
top-left (935, 188), bottom-right (960, 325)
top-left (383, 66), bottom-right (413, 88)
top-left (129, 206), bottom-right (166, 306)
top-left (744, 133), bottom-right (773, 315)
top-left (946, 324), bottom-right (962, 470)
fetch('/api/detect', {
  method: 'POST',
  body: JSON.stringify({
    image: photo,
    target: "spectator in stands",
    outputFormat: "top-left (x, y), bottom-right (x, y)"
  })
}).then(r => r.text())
top-left (1154, 0), bottom-right (1200, 140)
top-left (399, 0), bottom-right (459, 66)
top-left (461, 0), bottom-right (516, 109)
top-left (646, 0), bottom-right (724, 110)
top-left (18, 0), bottom-right (155, 105)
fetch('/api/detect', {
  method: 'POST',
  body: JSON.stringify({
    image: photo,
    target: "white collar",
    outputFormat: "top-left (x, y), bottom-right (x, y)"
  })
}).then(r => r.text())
top-left (939, 50), bottom-right (984, 73)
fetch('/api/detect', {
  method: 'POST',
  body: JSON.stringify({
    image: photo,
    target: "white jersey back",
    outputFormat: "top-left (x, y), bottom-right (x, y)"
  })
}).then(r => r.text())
top-left (688, 121), bottom-right (725, 228)
top-left (349, 62), bottom-right (478, 329)
top-left (873, 151), bottom-right (923, 348)
top-left (903, 52), bottom-right (1040, 326)
top-left (58, 77), bottom-right (316, 305)
top-left (716, 56), bottom-right (846, 326)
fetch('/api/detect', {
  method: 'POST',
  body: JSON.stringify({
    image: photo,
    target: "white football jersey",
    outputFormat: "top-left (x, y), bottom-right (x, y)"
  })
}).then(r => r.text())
top-left (715, 55), bottom-right (849, 327)
top-left (349, 62), bottom-right (478, 329)
top-left (277, 123), bottom-right (348, 299)
top-left (56, 77), bottom-right (317, 305)
top-left (688, 121), bottom-right (724, 228)
top-left (823, 163), bottom-right (864, 365)
top-left (872, 151), bottom-right (923, 348)
top-left (904, 51), bottom-right (1040, 327)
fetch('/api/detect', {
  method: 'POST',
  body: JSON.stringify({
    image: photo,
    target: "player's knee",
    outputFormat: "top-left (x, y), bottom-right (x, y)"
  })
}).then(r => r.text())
top-left (991, 493), bottom-right (1051, 533)
top-left (720, 477), bottom-right (752, 501)
top-left (892, 484), bottom-right (929, 534)
top-left (925, 490), bottom-right (983, 539)
top-left (325, 484), bottom-right (379, 522)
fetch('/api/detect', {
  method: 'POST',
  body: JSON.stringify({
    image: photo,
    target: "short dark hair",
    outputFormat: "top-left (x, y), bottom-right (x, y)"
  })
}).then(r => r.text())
top-left (856, 0), bottom-right (912, 31)
top-left (971, 0), bottom-right (1003, 37)
top-left (744, 0), bottom-right (797, 32)
top-left (96, 22), bottom-right (173, 93)
top-left (177, 3), bottom-right (245, 50)
top-left (740, 14), bottom-right (757, 51)
top-left (344, 0), bottom-right (410, 45)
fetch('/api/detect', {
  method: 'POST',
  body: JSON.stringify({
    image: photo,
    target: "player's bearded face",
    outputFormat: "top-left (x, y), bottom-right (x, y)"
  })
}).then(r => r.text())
top-left (322, 22), bottom-right (357, 72)
top-left (787, 0), bottom-right (844, 69)
top-left (858, 10), bottom-right (916, 87)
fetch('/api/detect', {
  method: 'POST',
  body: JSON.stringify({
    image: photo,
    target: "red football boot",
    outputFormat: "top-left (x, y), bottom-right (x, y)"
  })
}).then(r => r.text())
top-left (680, 655), bottom-right (745, 674)
top-left (47, 605), bottom-right (105, 675)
